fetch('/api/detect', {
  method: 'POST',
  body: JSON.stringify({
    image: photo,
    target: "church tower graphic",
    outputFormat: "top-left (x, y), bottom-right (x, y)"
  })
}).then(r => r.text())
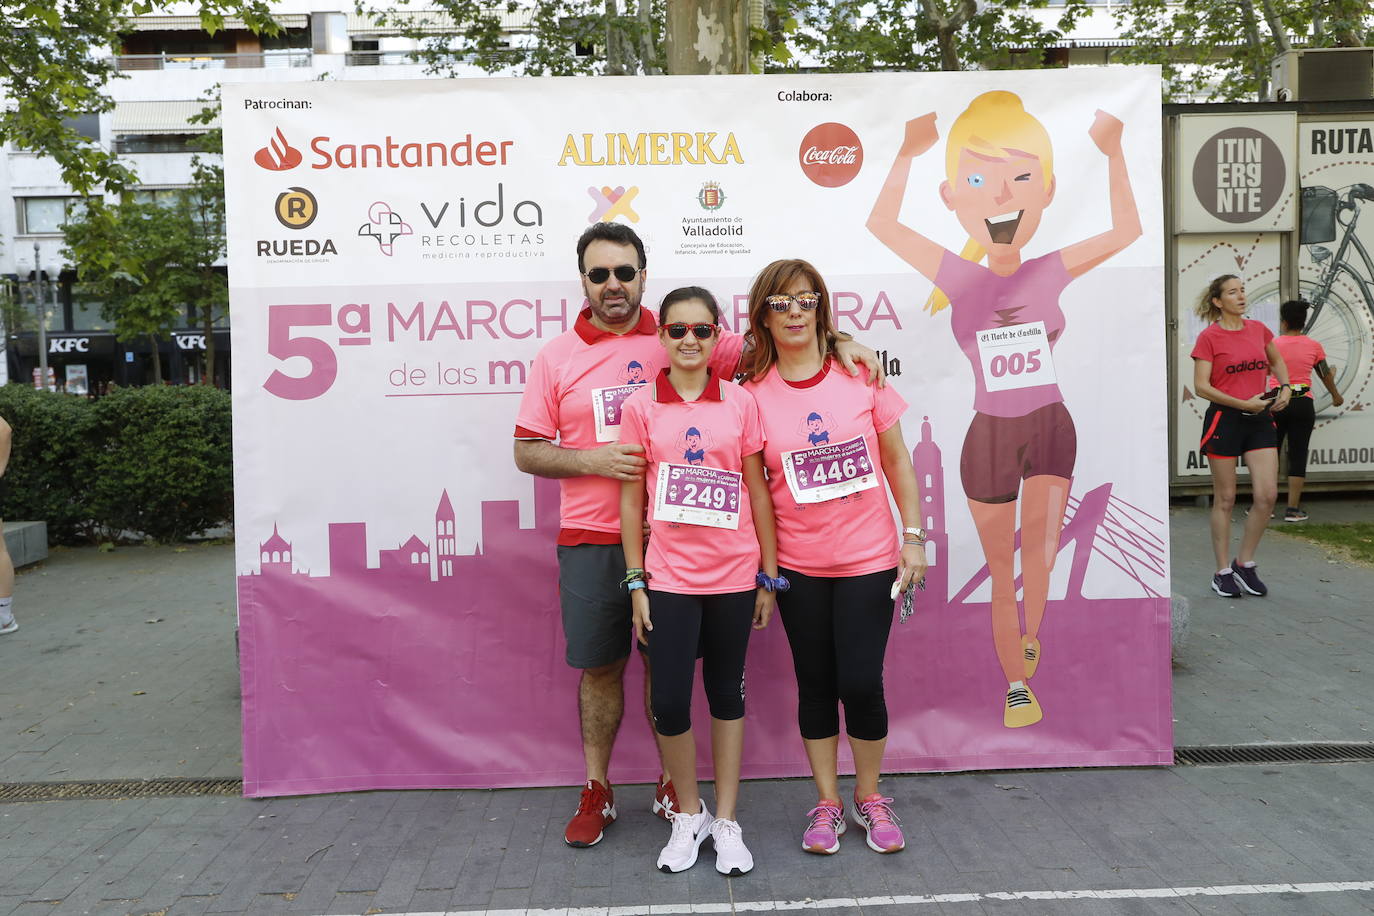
top-left (910, 416), bottom-right (948, 609)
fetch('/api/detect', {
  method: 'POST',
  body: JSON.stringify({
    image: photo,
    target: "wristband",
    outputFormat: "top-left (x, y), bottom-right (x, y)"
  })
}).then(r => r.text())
top-left (621, 568), bottom-right (649, 587)
top-left (627, 579), bottom-right (647, 592)
top-left (756, 571), bottom-right (791, 592)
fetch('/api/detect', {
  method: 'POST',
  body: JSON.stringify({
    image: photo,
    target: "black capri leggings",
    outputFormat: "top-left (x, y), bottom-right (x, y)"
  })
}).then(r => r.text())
top-left (776, 567), bottom-right (896, 742)
top-left (646, 589), bottom-right (754, 738)
top-left (1274, 396), bottom-right (1316, 477)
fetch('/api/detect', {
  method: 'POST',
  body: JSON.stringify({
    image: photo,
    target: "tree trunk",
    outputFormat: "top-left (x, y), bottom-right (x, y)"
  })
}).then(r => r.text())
top-left (149, 333), bottom-right (162, 384)
top-left (1236, 0), bottom-right (1269, 100)
top-left (1259, 0), bottom-right (1291, 54)
top-left (665, 0), bottom-right (749, 74)
top-left (637, 0), bottom-right (659, 75)
top-left (202, 302), bottom-right (216, 386)
top-left (917, 0), bottom-right (977, 71)
top-left (604, 0), bottom-right (626, 75)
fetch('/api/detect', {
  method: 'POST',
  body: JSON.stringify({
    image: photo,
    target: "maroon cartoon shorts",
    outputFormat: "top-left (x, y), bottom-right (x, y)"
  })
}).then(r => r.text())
top-left (960, 403), bottom-right (1077, 504)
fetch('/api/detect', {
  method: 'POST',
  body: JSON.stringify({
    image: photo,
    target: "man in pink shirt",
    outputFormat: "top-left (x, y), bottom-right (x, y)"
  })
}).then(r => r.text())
top-left (514, 224), bottom-right (881, 849)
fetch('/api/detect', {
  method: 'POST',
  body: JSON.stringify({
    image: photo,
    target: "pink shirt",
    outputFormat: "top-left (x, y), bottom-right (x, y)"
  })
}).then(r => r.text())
top-left (514, 308), bottom-right (745, 540)
top-left (1270, 335), bottom-right (1325, 396)
top-left (1191, 320), bottom-right (1273, 401)
top-left (618, 370), bottom-right (764, 595)
top-left (744, 361), bottom-right (907, 577)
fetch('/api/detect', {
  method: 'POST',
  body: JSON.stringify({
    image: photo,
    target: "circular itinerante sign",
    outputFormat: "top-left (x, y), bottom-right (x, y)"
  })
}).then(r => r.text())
top-left (799, 122), bottom-right (863, 188)
top-left (1191, 127), bottom-right (1286, 223)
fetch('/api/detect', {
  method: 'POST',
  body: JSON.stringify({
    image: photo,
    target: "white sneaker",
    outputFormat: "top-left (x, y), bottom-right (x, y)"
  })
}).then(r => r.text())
top-left (0, 615), bottom-right (16, 635)
top-left (710, 817), bottom-right (754, 876)
top-left (657, 805), bottom-right (713, 873)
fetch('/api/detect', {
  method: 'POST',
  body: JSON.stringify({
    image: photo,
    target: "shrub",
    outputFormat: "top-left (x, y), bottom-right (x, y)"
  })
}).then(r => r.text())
top-left (88, 385), bottom-right (234, 542)
top-left (0, 383), bottom-right (233, 544)
top-left (0, 385), bottom-right (96, 543)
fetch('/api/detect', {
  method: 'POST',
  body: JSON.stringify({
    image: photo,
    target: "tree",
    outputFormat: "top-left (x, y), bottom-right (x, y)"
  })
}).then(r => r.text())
top-left (0, 0), bottom-right (279, 195)
top-left (1114, 0), bottom-right (1372, 102)
top-left (61, 178), bottom-right (226, 385)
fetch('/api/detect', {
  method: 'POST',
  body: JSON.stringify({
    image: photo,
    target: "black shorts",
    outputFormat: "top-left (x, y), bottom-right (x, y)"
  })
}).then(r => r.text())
top-left (960, 403), bottom-right (1077, 504)
top-left (1200, 404), bottom-right (1277, 459)
top-left (556, 544), bottom-right (632, 669)
top-left (1274, 396), bottom-right (1315, 476)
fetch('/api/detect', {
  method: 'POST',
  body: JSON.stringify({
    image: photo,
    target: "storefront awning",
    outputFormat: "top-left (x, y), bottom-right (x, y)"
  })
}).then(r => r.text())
top-left (112, 101), bottom-right (219, 135)
top-left (347, 8), bottom-right (530, 37)
top-left (120, 13), bottom-right (307, 31)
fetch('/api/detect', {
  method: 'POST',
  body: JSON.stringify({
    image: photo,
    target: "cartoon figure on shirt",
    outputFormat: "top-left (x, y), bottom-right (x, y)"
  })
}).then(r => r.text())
top-left (681, 426), bottom-right (715, 465)
top-left (798, 411), bottom-right (836, 446)
top-left (868, 91), bottom-right (1142, 729)
top-left (621, 360), bottom-right (649, 385)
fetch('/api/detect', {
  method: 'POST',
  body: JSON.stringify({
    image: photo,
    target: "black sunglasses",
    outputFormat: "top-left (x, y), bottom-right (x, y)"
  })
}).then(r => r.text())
top-left (584, 265), bottom-right (641, 284)
top-left (766, 292), bottom-right (822, 312)
top-left (663, 323), bottom-right (717, 340)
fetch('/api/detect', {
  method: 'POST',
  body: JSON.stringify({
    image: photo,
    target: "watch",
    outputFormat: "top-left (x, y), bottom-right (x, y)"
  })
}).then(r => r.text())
top-left (903, 526), bottom-right (927, 543)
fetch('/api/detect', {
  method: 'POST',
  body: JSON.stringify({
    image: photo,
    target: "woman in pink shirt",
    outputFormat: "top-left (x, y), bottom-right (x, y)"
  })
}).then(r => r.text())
top-left (1272, 299), bottom-right (1343, 521)
top-left (1190, 276), bottom-right (1291, 598)
top-left (740, 259), bottom-right (926, 856)
top-left (618, 286), bottom-right (779, 878)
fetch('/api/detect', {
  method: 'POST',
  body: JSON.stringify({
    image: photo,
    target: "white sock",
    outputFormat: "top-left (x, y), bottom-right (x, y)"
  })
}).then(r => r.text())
top-left (1218, 568), bottom-right (1232, 576)
top-left (1238, 560), bottom-right (1257, 569)
top-left (1009, 680), bottom-right (1026, 691)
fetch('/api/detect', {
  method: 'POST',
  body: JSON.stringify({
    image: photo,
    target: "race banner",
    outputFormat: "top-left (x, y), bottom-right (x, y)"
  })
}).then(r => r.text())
top-left (225, 68), bottom-right (1170, 798)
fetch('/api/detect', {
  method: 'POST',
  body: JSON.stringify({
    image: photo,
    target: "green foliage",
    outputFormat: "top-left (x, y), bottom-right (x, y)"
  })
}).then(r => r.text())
top-left (0, 384), bottom-right (233, 544)
top-left (0, 385), bottom-right (97, 543)
top-left (1115, 0), bottom-right (1373, 101)
top-left (88, 385), bottom-right (233, 543)
top-left (0, 0), bottom-right (281, 194)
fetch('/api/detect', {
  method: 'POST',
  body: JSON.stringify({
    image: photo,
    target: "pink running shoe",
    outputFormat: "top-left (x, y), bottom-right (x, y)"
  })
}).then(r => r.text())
top-left (853, 793), bottom-right (905, 853)
top-left (802, 800), bottom-right (846, 854)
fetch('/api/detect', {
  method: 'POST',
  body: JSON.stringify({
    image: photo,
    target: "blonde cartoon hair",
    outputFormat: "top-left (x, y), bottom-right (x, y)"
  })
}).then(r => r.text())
top-left (926, 91), bottom-right (1055, 315)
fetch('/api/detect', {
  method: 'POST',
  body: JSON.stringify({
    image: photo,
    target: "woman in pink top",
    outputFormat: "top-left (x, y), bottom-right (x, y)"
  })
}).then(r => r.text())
top-left (741, 259), bottom-right (926, 857)
top-left (866, 91), bottom-right (1142, 729)
top-left (1190, 276), bottom-right (1291, 599)
top-left (1272, 299), bottom-right (1343, 521)
top-left (618, 286), bottom-right (778, 878)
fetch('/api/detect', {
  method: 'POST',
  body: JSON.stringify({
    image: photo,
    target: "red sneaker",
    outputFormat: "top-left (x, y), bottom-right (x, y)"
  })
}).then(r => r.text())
top-left (564, 779), bottom-right (616, 847)
top-left (652, 775), bottom-right (678, 821)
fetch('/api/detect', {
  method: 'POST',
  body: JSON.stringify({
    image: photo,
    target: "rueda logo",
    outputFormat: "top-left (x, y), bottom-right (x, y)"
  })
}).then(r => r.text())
top-left (799, 122), bottom-right (863, 188)
top-left (587, 185), bottom-right (640, 223)
top-left (358, 202), bottom-right (413, 256)
top-left (255, 128), bottom-right (303, 171)
top-left (275, 187), bottom-right (318, 229)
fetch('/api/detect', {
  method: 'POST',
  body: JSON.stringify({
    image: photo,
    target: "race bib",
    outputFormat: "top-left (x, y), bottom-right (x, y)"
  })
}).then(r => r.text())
top-left (975, 320), bottom-right (1058, 393)
top-left (654, 463), bottom-right (742, 529)
top-left (782, 434), bottom-right (879, 504)
top-left (591, 384), bottom-right (641, 442)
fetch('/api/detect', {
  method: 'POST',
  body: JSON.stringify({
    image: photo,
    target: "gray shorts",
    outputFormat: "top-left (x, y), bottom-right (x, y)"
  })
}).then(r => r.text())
top-left (557, 544), bottom-right (634, 669)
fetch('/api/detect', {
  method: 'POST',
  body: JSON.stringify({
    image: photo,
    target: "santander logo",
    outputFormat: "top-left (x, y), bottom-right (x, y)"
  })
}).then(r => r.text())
top-left (255, 128), bottom-right (303, 171)
top-left (798, 122), bottom-right (863, 188)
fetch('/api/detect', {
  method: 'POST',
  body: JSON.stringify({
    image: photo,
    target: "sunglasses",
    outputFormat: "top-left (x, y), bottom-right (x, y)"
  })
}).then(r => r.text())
top-left (765, 292), bottom-right (822, 312)
top-left (663, 323), bottom-right (717, 340)
top-left (584, 265), bottom-right (641, 284)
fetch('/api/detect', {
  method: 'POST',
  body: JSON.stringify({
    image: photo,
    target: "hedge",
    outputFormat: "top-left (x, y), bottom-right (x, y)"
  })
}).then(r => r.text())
top-left (0, 384), bottom-right (233, 544)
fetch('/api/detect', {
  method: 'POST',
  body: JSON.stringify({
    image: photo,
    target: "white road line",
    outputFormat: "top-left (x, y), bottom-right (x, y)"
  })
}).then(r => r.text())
top-left (337, 879), bottom-right (1374, 916)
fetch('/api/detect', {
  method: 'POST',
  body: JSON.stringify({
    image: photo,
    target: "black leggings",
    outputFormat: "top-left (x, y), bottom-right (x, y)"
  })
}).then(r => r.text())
top-left (1274, 396), bottom-right (1316, 477)
top-left (776, 567), bottom-right (896, 742)
top-left (646, 589), bottom-right (754, 738)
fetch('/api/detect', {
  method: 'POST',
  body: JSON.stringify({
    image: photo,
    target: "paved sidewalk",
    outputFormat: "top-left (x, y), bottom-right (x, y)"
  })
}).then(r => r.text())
top-left (0, 497), bottom-right (1371, 915)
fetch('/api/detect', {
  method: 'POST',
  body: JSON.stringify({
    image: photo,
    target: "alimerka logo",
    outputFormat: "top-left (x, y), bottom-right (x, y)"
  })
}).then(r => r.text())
top-left (358, 202), bottom-right (413, 256)
top-left (798, 122), bottom-right (863, 188)
top-left (255, 128), bottom-right (303, 171)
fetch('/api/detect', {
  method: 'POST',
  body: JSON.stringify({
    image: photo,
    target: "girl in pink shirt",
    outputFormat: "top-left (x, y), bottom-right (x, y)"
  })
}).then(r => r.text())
top-left (618, 286), bottom-right (779, 877)
top-left (741, 259), bottom-right (927, 857)
top-left (1271, 298), bottom-right (1344, 521)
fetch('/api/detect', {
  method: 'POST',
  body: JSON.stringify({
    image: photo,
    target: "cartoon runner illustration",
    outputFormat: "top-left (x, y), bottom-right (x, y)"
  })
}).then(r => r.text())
top-left (625, 360), bottom-right (648, 385)
top-left (867, 91), bottom-right (1141, 728)
top-left (684, 427), bottom-right (708, 465)
top-left (804, 412), bottom-right (830, 446)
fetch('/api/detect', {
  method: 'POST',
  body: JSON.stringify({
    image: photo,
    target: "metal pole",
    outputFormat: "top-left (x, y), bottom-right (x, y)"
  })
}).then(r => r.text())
top-left (33, 243), bottom-right (49, 390)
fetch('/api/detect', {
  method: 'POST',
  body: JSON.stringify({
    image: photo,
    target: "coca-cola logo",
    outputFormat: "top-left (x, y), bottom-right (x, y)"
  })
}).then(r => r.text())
top-left (254, 128), bottom-right (303, 171)
top-left (798, 122), bottom-right (863, 188)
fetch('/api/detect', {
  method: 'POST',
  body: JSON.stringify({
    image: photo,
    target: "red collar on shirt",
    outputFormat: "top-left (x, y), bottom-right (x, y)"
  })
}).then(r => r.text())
top-left (655, 368), bottom-right (723, 403)
top-left (574, 307), bottom-right (657, 344)
top-left (782, 359), bottom-right (832, 390)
